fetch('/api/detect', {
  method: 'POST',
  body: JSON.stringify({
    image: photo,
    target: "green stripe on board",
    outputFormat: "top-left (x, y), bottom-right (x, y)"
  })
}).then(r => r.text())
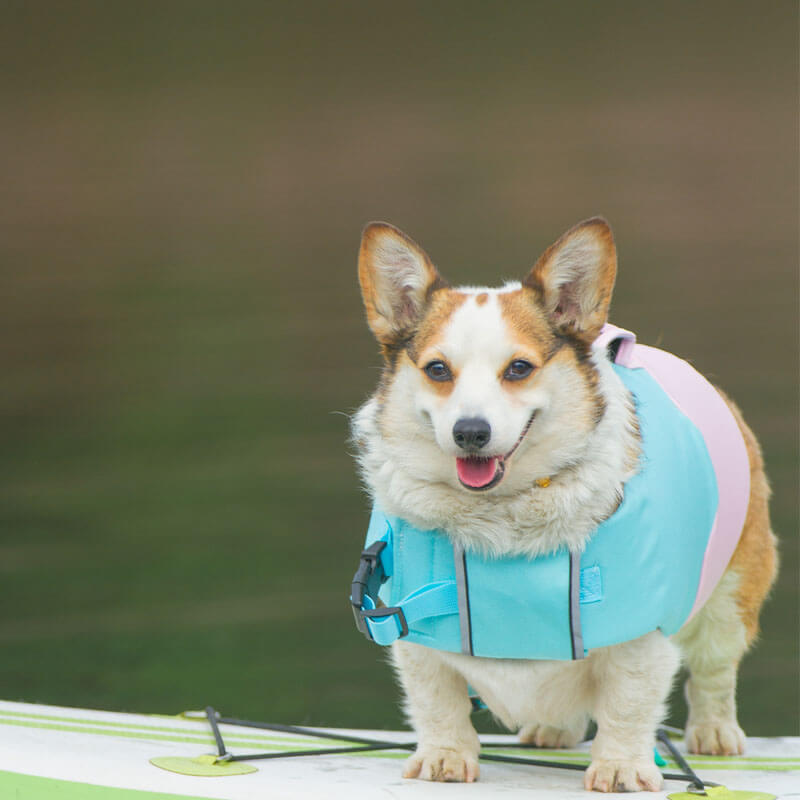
top-left (684, 754), bottom-right (800, 764)
top-left (481, 749), bottom-right (800, 773)
top-left (678, 763), bottom-right (799, 772)
top-left (0, 770), bottom-right (216, 800)
top-left (0, 708), bottom-right (324, 747)
top-left (0, 716), bottom-right (355, 752)
top-left (490, 748), bottom-right (800, 766)
top-left (507, 748), bottom-right (800, 765)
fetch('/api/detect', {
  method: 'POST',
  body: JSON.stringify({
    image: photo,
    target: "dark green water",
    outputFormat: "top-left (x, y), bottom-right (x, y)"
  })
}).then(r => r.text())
top-left (1, 1), bottom-right (797, 735)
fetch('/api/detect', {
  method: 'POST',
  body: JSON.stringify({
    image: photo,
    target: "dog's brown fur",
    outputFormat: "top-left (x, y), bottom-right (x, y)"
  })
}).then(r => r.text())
top-left (722, 392), bottom-right (778, 640)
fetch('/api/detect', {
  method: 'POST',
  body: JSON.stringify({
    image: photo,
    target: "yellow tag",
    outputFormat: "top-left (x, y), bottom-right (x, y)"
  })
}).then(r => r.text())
top-left (535, 477), bottom-right (551, 488)
top-left (150, 755), bottom-right (258, 777)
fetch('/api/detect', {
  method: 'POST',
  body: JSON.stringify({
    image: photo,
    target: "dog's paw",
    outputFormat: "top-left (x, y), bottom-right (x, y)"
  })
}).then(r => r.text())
top-left (518, 722), bottom-right (582, 749)
top-left (686, 720), bottom-right (745, 755)
top-left (584, 759), bottom-right (663, 793)
top-left (402, 746), bottom-right (480, 783)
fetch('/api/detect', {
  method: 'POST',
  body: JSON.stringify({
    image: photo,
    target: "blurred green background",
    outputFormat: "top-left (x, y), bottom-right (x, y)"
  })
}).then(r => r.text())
top-left (1, 1), bottom-right (797, 736)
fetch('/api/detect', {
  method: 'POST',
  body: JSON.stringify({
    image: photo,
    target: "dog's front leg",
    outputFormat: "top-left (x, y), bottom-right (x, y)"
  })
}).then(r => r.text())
top-left (392, 641), bottom-right (480, 782)
top-left (585, 632), bottom-right (680, 793)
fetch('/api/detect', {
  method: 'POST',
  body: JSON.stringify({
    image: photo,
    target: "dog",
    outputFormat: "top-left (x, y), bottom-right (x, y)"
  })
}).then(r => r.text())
top-left (351, 218), bottom-right (777, 792)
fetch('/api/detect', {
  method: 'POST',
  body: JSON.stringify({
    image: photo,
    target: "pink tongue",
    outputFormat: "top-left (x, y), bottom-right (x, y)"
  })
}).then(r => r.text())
top-left (456, 457), bottom-right (499, 488)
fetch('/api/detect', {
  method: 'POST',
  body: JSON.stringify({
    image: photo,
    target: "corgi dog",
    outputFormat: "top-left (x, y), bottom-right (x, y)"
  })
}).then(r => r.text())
top-left (351, 218), bottom-right (777, 792)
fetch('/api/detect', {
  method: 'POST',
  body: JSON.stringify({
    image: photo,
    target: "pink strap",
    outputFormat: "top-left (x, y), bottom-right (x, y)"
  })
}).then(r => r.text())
top-left (595, 322), bottom-right (750, 620)
top-left (596, 323), bottom-right (637, 366)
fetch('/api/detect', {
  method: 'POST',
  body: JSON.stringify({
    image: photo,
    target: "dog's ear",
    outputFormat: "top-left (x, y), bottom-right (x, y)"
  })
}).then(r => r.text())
top-left (523, 217), bottom-right (617, 344)
top-left (358, 222), bottom-right (447, 347)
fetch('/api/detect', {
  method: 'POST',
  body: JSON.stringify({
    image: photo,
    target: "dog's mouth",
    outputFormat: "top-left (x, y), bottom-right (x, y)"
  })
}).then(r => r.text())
top-left (455, 413), bottom-right (536, 491)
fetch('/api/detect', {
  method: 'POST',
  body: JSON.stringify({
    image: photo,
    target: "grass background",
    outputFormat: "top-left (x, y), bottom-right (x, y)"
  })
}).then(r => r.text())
top-left (1, 1), bottom-right (797, 734)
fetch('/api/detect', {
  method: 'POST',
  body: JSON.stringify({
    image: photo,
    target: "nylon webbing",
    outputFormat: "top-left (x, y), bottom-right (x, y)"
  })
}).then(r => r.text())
top-left (363, 580), bottom-right (459, 645)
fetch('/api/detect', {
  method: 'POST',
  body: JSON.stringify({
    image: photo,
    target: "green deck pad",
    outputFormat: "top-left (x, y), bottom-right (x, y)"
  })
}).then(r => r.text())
top-left (0, 770), bottom-right (219, 800)
top-left (150, 755), bottom-right (258, 777)
top-left (667, 787), bottom-right (776, 800)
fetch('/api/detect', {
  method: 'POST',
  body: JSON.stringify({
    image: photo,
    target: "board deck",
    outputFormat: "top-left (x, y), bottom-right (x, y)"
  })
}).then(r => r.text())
top-left (0, 700), bottom-right (797, 799)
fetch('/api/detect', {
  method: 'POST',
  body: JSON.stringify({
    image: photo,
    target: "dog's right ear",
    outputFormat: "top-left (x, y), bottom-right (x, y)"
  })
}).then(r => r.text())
top-left (523, 217), bottom-right (617, 344)
top-left (358, 222), bottom-right (447, 347)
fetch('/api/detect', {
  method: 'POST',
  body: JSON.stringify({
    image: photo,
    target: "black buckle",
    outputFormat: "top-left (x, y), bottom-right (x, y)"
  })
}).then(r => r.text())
top-left (351, 541), bottom-right (388, 638)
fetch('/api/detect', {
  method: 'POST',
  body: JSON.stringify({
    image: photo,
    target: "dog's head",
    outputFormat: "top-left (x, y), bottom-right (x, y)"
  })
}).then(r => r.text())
top-left (357, 218), bottom-right (617, 496)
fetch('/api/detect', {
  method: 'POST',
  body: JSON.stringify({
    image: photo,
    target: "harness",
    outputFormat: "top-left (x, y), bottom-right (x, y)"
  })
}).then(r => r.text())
top-left (350, 324), bottom-right (750, 660)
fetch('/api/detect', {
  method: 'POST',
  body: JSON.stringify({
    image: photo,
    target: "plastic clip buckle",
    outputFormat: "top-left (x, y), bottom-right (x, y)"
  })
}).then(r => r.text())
top-left (351, 540), bottom-right (388, 639)
top-left (361, 604), bottom-right (409, 640)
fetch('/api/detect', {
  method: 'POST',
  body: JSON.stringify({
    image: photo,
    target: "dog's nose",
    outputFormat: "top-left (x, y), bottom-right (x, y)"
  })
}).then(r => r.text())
top-left (453, 417), bottom-right (492, 451)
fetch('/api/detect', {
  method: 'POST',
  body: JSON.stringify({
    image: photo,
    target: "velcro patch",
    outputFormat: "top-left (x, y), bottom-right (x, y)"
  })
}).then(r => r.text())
top-left (579, 565), bottom-right (603, 604)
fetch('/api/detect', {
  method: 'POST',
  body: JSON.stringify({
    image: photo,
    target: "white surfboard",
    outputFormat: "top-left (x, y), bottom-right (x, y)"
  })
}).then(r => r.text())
top-left (0, 699), bottom-right (797, 799)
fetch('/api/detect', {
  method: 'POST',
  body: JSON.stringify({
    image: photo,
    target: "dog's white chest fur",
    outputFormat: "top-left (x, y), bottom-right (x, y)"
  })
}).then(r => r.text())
top-left (353, 341), bottom-right (637, 559)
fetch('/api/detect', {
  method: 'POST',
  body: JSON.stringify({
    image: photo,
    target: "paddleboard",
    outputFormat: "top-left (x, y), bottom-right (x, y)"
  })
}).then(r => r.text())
top-left (0, 700), bottom-right (797, 799)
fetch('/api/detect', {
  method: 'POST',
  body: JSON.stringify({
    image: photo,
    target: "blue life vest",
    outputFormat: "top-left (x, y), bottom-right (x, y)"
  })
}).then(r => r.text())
top-left (350, 362), bottom-right (719, 660)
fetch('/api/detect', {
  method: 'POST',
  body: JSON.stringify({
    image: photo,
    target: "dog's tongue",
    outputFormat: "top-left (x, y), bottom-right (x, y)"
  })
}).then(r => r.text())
top-left (456, 456), bottom-right (498, 488)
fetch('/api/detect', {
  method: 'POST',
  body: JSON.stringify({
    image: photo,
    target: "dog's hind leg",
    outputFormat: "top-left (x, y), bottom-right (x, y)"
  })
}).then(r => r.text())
top-left (518, 714), bottom-right (588, 748)
top-left (674, 395), bottom-right (778, 756)
top-left (674, 570), bottom-right (749, 755)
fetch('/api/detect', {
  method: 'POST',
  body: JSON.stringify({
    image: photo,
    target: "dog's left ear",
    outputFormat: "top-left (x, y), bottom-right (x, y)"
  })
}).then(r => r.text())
top-left (358, 222), bottom-right (447, 347)
top-left (523, 217), bottom-right (617, 344)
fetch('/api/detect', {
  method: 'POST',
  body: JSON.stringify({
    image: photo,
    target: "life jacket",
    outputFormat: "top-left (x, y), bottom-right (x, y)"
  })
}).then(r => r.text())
top-left (350, 324), bottom-right (750, 660)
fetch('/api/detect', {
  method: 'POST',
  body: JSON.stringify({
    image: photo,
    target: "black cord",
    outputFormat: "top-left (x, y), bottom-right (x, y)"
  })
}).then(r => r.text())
top-left (479, 750), bottom-right (694, 782)
top-left (479, 752), bottom-right (588, 772)
top-left (205, 707), bottom-right (229, 760)
top-left (228, 743), bottom-right (417, 762)
top-left (202, 711), bottom-right (699, 786)
top-left (656, 728), bottom-right (708, 791)
top-left (217, 715), bottom-right (409, 747)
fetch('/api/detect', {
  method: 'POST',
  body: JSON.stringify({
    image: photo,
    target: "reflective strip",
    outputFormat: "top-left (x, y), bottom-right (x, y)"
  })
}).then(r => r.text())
top-left (453, 543), bottom-right (473, 655)
top-left (569, 552), bottom-right (585, 659)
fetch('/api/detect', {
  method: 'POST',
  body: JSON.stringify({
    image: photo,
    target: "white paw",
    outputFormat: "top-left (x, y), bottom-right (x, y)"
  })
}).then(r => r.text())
top-left (584, 759), bottom-right (663, 793)
top-left (686, 720), bottom-right (745, 755)
top-left (402, 746), bottom-right (480, 783)
top-left (518, 722), bottom-right (582, 748)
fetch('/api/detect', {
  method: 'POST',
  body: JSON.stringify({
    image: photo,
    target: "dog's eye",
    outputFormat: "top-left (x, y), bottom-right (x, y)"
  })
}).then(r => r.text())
top-left (504, 359), bottom-right (535, 381)
top-left (423, 360), bottom-right (452, 382)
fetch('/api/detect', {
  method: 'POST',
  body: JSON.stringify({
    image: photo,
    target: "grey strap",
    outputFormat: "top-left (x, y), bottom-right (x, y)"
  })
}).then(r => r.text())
top-left (569, 552), bottom-right (585, 659)
top-left (452, 543), bottom-right (474, 655)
